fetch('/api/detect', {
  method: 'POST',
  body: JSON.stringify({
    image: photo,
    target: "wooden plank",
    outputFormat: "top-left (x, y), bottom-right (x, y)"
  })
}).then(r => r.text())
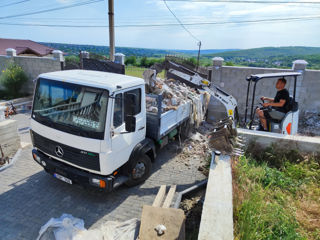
top-left (162, 185), bottom-right (176, 208)
top-left (139, 205), bottom-right (185, 240)
top-left (152, 185), bottom-right (166, 207)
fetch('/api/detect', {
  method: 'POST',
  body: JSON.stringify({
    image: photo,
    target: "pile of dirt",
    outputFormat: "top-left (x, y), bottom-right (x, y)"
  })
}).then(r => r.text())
top-left (175, 120), bottom-right (237, 176)
top-left (180, 190), bottom-right (205, 240)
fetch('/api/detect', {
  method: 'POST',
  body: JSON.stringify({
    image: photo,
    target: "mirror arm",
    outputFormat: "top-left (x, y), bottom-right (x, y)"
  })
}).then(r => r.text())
top-left (120, 131), bottom-right (131, 134)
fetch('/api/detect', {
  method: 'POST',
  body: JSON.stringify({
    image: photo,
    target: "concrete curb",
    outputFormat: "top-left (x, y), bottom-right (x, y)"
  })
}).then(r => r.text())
top-left (198, 154), bottom-right (233, 240)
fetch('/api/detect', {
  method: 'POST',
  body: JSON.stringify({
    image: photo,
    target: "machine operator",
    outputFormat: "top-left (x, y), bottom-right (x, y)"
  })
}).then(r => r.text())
top-left (256, 77), bottom-right (290, 131)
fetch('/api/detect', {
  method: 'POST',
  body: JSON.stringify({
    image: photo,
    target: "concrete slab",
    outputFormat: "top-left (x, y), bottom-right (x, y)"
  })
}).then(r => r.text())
top-left (198, 155), bottom-right (233, 240)
top-left (237, 128), bottom-right (320, 153)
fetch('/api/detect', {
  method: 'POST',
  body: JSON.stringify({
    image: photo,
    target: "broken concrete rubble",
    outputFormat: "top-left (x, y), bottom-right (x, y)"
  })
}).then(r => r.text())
top-left (143, 69), bottom-right (209, 116)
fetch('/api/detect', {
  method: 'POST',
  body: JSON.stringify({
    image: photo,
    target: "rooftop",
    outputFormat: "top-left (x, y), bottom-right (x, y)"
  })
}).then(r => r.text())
top-left (39, 70), bottom-right (145, 92)
top-left (0, 38), bottom-right (54, 56)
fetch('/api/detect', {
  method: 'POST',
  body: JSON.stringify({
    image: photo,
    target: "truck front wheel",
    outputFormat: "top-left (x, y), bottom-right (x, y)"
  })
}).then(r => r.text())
top-left (125, 154), bottom-right (152, 187)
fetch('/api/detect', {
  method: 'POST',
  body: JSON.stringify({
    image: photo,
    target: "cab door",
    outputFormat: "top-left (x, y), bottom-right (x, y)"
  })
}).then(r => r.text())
top-left (110, 86), bottom-right (146, 167)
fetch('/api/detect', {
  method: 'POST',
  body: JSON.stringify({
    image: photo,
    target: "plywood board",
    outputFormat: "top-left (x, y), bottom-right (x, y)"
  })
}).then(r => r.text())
top-left (139, 205), bottom-right (185, 240)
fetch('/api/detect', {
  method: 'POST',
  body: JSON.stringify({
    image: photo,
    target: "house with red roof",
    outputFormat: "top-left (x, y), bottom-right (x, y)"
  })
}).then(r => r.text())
top-left (0, 38), bottom-right (54, 57)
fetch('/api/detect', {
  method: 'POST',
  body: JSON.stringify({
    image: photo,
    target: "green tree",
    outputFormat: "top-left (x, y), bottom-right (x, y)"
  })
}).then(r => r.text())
top-left (125, 56), bottom-right (137, 66)
top-left (225, 61), bottom-right (235, 66)
top-left (140, 56), bottom-right (148, 67)
top-left (65, 55), bottom-right (80, 66)
top-left (0, 64), bottom-right (28, 98)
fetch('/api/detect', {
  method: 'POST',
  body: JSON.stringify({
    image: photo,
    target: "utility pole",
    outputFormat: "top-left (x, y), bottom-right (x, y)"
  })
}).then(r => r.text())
top-left (108, 0), bottom-right (115, 61)
top-left (196, 41), bottom-right (201, 70)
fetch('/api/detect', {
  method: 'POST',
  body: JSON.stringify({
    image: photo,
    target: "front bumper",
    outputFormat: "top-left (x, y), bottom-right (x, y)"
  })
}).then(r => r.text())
top-left (32, 149), bottom-right (114, 191)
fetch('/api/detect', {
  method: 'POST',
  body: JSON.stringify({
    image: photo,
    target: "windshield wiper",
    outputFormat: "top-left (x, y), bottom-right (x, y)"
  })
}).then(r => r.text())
top-left (33, 112), bottom-right (54, 127)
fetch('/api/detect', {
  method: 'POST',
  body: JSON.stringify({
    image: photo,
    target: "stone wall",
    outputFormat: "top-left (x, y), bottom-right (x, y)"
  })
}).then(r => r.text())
top-left (0, 49), bottom-right (64, 95)
top-left (207, 58), bottom-right (319, 122)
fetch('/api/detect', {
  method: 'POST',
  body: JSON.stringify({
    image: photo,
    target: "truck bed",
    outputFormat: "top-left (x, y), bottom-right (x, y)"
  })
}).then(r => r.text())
top-left (146, 94), bottom-right (191, 141)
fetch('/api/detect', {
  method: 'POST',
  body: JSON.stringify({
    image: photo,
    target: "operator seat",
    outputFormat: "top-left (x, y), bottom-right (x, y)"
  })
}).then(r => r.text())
top-left (268, 97), bottom-right (299, 134)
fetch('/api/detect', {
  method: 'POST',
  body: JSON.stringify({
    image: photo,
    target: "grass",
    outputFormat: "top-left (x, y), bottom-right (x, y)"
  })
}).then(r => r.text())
top-left (125, 66), bottom-right (165, 79)
top-left (233, 144), bottom-right (320, 240)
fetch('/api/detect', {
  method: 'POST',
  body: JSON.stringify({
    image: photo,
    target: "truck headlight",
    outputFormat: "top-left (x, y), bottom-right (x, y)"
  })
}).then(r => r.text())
top-left (32, 152), bottom-right (41, 163)
top-left (90, 178), bottom-right (106, 188)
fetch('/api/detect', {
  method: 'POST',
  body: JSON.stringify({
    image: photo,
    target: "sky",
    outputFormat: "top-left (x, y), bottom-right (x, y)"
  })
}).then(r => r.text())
top-left (1, 0), bottom-right (320, 50)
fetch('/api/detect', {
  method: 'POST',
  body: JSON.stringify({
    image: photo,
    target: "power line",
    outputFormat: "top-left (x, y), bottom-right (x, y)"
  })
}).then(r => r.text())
top-left (0, 0), bottom-right (104, 20)
top-left (0, 0), bottom-right (29, 8)
top-left (164, 0), bottom-right (320, 4)
top-left (163, 0), bottom-right (201, 42)
top-left (0, 15), bottom-right (319, 28)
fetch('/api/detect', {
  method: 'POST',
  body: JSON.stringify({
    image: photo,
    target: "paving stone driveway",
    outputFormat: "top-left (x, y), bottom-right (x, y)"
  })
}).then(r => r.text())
top-left (0, 134), bottom-right (206, 239)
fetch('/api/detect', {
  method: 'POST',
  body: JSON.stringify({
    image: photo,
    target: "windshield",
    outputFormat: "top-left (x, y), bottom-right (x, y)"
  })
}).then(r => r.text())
top-left (32, 78), bottom-right (109, 139)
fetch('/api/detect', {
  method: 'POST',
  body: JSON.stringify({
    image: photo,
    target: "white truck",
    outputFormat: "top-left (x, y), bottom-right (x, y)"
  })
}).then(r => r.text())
top-left (30, 70), bottom-right (204, 191)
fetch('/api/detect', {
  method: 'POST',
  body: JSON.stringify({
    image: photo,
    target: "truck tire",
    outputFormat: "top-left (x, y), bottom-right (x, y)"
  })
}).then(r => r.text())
top-left (125, 154), bottom-right (152, 187)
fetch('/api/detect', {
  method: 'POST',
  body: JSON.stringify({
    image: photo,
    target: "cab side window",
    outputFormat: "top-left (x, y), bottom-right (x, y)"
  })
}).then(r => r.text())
top-left (124, 88), bottom-right (141, 115)
top-left (113, 93), bottom-right (123, 128)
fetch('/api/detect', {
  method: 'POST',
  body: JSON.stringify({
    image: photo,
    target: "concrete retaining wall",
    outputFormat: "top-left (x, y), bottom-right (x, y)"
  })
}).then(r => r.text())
top-left (0, 54), bottom-right (63, 94)
top-left (0, 120), bottom-right (20, 157)
top-left (238, 128), bottom-right (320, 154)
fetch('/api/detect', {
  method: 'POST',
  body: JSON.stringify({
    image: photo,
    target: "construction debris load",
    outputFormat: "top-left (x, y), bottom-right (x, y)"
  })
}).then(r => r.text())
top-left (143, 69), bottom-right (209, 114)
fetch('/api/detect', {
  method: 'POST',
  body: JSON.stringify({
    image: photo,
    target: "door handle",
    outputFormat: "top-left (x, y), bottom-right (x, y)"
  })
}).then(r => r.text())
top-left (138, 126), bottom-right (145, 131)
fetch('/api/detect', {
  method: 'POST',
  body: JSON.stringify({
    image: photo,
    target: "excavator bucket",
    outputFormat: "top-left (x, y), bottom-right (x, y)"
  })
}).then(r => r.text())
top-left (208, 118), bottom-right (237, 154)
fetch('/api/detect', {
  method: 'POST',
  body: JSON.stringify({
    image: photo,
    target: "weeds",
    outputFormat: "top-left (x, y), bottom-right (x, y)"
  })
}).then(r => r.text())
top-left (233, 145), bottom-right (320, 240)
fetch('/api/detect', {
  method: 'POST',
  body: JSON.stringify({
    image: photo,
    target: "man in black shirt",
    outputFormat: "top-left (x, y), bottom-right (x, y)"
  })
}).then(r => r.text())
top-left (256, 78), bottom-right (290, 131)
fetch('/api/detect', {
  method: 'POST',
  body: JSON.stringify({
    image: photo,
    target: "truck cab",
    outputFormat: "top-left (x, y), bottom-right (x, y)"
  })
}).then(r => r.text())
top-left (31, 70), bottom-right (156, 191)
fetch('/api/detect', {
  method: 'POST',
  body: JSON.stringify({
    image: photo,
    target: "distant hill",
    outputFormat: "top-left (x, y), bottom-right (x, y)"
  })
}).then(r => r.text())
top-left (174, 49), bottom-right (239, 56)
top-left (40, 43), bottom-right (320, 69)
top-left (204, 46), bottom-right (320, 58)
top-left (39, 42), bottom-right (237, 57)
top-left (202, 46), bottom-right (320, 70)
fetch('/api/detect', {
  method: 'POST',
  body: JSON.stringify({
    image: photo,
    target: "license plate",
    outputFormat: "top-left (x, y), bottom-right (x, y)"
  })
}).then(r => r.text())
top-left (53, 173), bottom-right (72, 184)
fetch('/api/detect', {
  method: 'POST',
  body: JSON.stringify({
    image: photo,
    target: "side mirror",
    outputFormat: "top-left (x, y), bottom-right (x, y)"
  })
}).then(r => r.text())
top-left (125, 115), bottom-right (136, 132)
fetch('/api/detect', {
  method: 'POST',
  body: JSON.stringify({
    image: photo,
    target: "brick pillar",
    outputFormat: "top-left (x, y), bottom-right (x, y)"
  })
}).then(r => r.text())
top-left (115, 53), bottom-right (125, 65)
top-left (79, 51), bottom-right (89, 69)
top-left (81, 51), bottom-right (90, 59)
top-left (211, 57), bottom-right (224, 86)
top-left (292, 60), bottom-right (308, 106)
top-left (52, 50), bottom-right (65, 70)
top-left (6, 48), bottom-right (16, 57)
top-left (208, 57), bottom-right (226, 122)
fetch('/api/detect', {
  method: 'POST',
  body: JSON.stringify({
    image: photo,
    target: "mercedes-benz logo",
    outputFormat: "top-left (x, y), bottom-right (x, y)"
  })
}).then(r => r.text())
top-left (55, 146), bottom-right (64, 158)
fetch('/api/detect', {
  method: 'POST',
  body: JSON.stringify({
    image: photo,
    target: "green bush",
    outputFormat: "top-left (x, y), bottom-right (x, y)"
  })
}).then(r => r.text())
top-left (0, 64), bottom-right (28, 98)
top-left (246, 142), bottom-right (304, 169)
top-left (125, 56), bottom-right (137, 66)
top-left (65, 55), bottom-right (80, 66)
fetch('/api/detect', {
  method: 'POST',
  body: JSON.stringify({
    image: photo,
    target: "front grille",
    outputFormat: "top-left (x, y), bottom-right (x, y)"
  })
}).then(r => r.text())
top-left (31, 130), bottom-right (100, 171)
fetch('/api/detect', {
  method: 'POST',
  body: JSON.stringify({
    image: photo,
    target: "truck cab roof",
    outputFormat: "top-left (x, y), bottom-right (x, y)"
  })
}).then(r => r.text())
top-left (38, 70), bottom-right (145, 93)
